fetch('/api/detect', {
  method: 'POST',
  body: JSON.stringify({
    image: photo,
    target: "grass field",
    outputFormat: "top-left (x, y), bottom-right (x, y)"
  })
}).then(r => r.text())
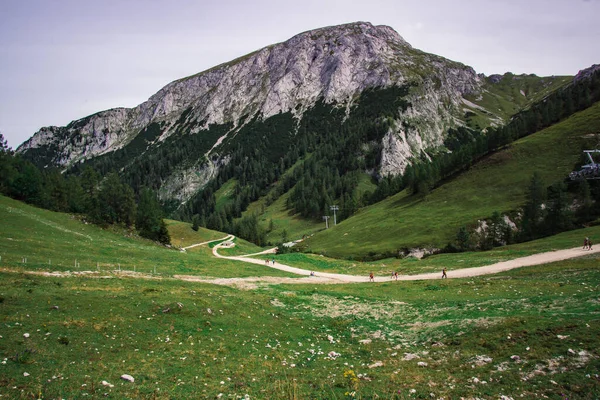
top-left (1, 254), bottom-right (598, 398)
top-left (465, 73), bottom-right (572, 129)
top-left (304, 101), bottom-right (600, 259)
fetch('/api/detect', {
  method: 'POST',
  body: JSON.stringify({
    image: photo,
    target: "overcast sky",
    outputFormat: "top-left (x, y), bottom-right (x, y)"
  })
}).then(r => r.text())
top-left (1, 0), bottom-right (598, 148)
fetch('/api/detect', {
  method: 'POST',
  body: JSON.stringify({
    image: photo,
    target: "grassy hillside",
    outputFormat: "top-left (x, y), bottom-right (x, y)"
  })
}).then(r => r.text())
top-left (0, 195), bottom-right (294, 278)
top-left (466, 73), bottom-right (572, 129)
top-left (304, 101), bottom-right (600, 259)
top-left (164, 219), bottom-right (227, 248)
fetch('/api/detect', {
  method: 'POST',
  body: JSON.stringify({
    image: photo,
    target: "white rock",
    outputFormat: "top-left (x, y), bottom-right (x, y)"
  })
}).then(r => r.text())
top-left (23, 333), bottom-right (30, 338)
top-left (403, 353), bottom-right (420, 361)
top-left (101, 380), bottom-right (114, 388)
top-left (368, 361), bottom-right (383, 368)
top-left (417, 361), bottom-right (428, 367)
top-left (120, 374), bottom-right (135, 383)
top-left (23, 372), bottom-right (30, 377)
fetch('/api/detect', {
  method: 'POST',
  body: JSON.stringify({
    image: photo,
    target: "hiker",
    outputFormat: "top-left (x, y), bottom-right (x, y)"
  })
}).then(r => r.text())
top-left (369, 272), bottom-right (374, 282)
top-left (394, 271), bottom-right (399, 280)
top-left (310, 271), bottom-right (315, 277)
top-left (584, 237), bottom-right (589, 250)
top-left (391, 271), bottom-right (395, 280)
top-left (589, 239), bottom-right (593, 250)
top-left (272, 258), bottom-right (275, 265)
top-left (442, 267), bottom-right (447, 279)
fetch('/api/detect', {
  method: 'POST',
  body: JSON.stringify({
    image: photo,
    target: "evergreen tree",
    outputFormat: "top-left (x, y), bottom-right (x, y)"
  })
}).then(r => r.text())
top-left (519, 173), bottom-right (547, 241)
top-left (455, 226), bottom-right (472, 252)
top-left (544, 181), bottom-right (572, 235)
top-left (576, 179), bottom-right (593, 222)
top-left (92, 173), bottom-right (136, 227)
top-left (192, 214), bottom-right (200, 232)
top-left (0, 133), bottom-right (16, 194)
top-left (136, 187), bottom-right (171, 244)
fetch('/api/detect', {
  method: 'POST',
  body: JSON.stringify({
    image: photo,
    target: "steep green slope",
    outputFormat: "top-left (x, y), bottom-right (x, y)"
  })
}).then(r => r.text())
top-left (465, 73), bottom-right (572, 129)
top-left (304, 101), bottom-right (600, 259)
top-left (0, 195), bottom-right (292, 278)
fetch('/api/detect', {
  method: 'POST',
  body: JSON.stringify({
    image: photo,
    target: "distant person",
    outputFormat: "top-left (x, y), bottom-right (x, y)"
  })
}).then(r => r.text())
top-left (394, 271), bottom-right (399, 280)
top-left (369, 272), bottom-right (374, 282)
top-left (442, 267), bottom-right (447, 279)
top-left (310, 271), bottom-right (315, 277)
top-left (272, 258), bottom-right (275, 265)
top-left (589, 239), bottom-right (593, 250)
top-left (584, 237), bottom-right (589, 250)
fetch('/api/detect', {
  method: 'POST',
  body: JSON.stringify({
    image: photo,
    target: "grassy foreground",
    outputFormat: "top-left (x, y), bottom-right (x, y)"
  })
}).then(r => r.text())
top-left (1, 254), bottom-right (599, 398)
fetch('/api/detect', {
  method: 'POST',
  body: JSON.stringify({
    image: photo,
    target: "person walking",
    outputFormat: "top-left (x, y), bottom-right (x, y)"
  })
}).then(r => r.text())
top-left (588, 239), bottom-right (593, 250)
top-left (584, 237), bottom-right (589, 250)
top-left (442, 267), bottom-right (447, 279)
top-left (369, 272), bottom-right (374, 282)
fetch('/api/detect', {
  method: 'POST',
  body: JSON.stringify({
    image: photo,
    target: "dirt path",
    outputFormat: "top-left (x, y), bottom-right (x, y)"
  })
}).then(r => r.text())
top-left (182, 234), bottom-right (234, 250)
top-left (173, 240), bottom-right (600, 287)
top-left (4, 237), bottom-right (598, 289)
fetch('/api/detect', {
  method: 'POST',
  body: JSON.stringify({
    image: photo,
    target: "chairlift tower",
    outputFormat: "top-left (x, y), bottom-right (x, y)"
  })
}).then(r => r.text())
top-left (323, 215), bottom-right (330, 229)
top-left (330, 205), bottom-right (339, 225)
top-left (570, 150), bottom-right (600, 180)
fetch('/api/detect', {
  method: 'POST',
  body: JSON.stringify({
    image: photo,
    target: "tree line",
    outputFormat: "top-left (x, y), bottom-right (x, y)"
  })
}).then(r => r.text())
top-left (0, 136), bottom-right (170, 245)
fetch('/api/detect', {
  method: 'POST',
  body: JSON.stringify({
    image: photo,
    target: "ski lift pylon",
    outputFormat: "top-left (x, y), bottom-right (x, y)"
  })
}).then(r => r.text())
top-left (569, 150), bottom-right (600, 180)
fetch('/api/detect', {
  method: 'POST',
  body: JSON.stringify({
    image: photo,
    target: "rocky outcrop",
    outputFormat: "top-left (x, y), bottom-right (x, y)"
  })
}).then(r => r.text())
top-left (574, 64), bottom-right (600, 83)
top-left (18, 21), bottom-right (485, 200)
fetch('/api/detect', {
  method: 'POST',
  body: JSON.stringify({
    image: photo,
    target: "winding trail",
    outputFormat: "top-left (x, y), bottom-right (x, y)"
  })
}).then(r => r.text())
top-left (182, 234), bottom-right (234, 250)
top-left (174, 237), bottom-right (600, 287)
top-left (4, 235), bottom-right (598, 288)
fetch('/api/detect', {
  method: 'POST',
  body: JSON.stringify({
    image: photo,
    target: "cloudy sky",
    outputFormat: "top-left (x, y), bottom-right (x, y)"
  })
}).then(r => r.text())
top-left (1, 0), bottom-right (598, 148)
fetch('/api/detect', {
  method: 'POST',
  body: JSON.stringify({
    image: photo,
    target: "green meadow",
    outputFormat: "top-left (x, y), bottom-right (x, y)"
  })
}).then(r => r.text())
top-left (1, 255), bottom-right (599, 398)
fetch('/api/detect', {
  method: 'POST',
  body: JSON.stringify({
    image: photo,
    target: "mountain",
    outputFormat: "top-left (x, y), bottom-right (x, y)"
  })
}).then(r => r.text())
top-left (19, 25), bottom-right (476, 181)
top-left (16, 22), bottom-right (574, 233)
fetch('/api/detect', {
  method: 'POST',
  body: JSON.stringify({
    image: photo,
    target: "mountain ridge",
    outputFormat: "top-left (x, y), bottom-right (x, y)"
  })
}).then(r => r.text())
top-left (18, 22), bottom-right (480, 172)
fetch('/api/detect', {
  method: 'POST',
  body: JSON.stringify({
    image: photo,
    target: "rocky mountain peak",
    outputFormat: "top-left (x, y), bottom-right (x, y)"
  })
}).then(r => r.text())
top-left (18, 21), bottom-right (487, 202)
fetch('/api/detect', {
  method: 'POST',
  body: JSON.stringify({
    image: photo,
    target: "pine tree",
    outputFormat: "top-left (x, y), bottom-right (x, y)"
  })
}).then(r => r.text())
top-left (519, 173), bottom-right (547, 241)
top-left (136, 187), bottom-right (171, 244)
top-left (192, 214), bottom-right (200, 231)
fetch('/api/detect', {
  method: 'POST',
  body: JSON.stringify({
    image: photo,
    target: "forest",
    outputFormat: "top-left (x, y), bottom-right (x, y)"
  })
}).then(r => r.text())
top-left (0, 139), bottom-right (170, 245)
